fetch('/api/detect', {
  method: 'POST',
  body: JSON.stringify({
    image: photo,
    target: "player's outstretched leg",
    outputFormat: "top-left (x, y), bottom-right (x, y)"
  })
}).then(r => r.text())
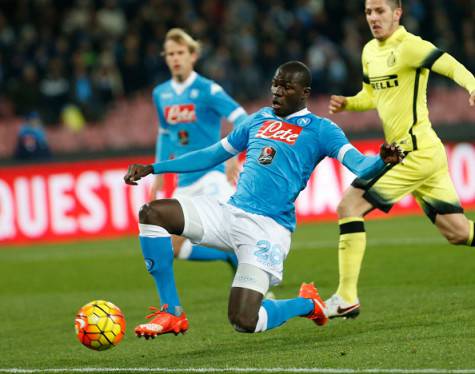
top-left (255, 283), bottom-right (328, 332)
top-left (228, 264), bottom-right (327, 333)
top-left (135, 199), bottom-right (189, 338)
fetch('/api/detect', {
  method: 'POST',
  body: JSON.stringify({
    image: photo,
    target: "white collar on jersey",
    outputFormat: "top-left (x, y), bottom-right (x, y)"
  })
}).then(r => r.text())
top-left (171, 71), bottom-right (198, 95)
top-left (283, 107), bottom-right (310, 120)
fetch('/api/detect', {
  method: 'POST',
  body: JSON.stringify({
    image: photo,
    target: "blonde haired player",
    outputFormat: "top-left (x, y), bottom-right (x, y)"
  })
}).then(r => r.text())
top-left (150, 28), bottom-right (247, 267)
top-left (327, 0), bottom-right (475, 318)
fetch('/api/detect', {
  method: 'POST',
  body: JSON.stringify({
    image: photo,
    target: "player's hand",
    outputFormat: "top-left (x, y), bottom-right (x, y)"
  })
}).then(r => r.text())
top-left (329, 95), bottom-right (348, 114)
top-left (380, 142), bottom-right (405, 164)
top-left (225, 157), bottom-right (240, 185)
top-left (469, 90), bottom-right (475, 107)
top-left (124, 164), bottom-right (154, 185)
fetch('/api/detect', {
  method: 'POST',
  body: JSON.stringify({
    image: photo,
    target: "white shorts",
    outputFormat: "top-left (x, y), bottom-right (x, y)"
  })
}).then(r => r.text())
top-left (176, 195), bottom-right (291, 286)
top-left (173, 171), bottom-right (234, 202)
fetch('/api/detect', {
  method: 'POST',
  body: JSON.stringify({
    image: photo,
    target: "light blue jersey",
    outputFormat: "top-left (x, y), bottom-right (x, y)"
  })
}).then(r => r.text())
top-left (225, 107), bottom-right (355, 232)
top-left (152, 106), bottom-right (386, 232)
top-left (153, 71), bottom-right (247, 187)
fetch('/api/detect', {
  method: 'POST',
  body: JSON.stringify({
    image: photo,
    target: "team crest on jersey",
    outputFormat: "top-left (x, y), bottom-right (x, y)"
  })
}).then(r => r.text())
top-left (297, 118), bottom-right (311, 126)
top-left (178, 130), bottom-right (189, 145)
top-left (190, 89), bottom-right (199, 98)
top-left (165, 104), bottom-right (196, 125)
top-left (258, 146), bottom-right (276, 165)
top-left (387, 51), bottom-right (396, 67)
top-left (256, 120), bottom-right (302, 145)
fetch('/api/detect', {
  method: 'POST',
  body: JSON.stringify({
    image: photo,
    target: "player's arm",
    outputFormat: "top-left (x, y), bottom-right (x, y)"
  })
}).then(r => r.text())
top-left (338, 143), bottom-right (403, 179)
top-left (330, 49), bottom-right (376, 113)
top-left (207, 82), bottom-right (248, 183)
top-left (207, 82), bottom-right (248, 124)
top-left (430, 54), bottom-right (475, 106)
top-left (404, 38), bottom-right (475, 105)
top-left (125, 139), bottom-right (236, 185)
top-left (331, 82), bottom-right (375, 113)
top-left (345, 80), bottom-right (376, 112)
top-left (321, 120), bottom-right (402, 179)
top-left (125, 114), bottom-right (252, 185)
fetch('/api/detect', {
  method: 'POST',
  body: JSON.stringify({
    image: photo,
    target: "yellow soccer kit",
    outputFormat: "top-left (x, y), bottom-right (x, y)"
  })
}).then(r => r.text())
top-left (347, 26), bottom-right (475, 220)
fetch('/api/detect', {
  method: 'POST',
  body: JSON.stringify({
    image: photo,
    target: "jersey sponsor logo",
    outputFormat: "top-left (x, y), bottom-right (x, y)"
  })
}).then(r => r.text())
top-left (165, 104), bottom-right (196, 124)
top-left (258, 146), bottom-right (276, 165)
top-left (369, 74), bottom-right (399, 90)
top-left (256, 120), bottom-right (303, 145)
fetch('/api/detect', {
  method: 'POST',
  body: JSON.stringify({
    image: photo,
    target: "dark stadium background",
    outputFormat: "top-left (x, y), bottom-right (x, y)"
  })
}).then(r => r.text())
top-left (0, 0), bottom-right (474, 159)
top-left (0, 0), bottom-right (474, 245)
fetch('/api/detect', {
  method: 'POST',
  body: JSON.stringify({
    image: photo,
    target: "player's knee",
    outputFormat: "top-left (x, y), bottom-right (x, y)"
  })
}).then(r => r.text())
top-left (337, 199), bottom-right (354, 218)
top-left (228, 311), bottom-right (258, 333)
top-left (139, 203), bottom-right (153, 224)
top-left (139, 203), bottom-right (165, 226)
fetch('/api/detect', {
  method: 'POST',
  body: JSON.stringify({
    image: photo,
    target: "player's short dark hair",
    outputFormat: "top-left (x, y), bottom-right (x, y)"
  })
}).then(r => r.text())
top-left (386, 0), bottom-right (402, 9)
top-left (278, 61), bottom-right (312, 88)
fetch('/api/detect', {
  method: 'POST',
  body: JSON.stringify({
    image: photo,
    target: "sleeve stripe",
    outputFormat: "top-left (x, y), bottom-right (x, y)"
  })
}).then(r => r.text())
top-left (337, 144), bottom-right (355, 162)
top-left (421, 48), bottom-right (445, 70)
top-left (221, 138), bottom-right (239, 155)
top-left (227, 107), bottom-right (247, 123)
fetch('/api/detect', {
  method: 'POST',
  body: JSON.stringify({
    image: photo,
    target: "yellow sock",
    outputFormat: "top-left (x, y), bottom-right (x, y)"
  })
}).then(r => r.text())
top-left (468, 220), bottom-right (474, 247)
top-left (335, 217), bottom-right (366, 304)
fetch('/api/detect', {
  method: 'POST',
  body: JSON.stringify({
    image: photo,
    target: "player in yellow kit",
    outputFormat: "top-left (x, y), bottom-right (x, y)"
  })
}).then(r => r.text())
top-left (326, 0), bottom-right (475, 319)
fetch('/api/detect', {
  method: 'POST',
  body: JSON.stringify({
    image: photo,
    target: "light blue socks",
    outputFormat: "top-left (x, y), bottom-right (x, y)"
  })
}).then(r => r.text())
top-left (139, 224), bottom-right (181, 316)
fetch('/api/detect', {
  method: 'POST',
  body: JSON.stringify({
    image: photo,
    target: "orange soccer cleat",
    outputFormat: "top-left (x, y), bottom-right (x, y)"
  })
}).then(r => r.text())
top-left (298, 282), bottom-right (328, 326)
top-left (134, 305), bottom-right (189, 339)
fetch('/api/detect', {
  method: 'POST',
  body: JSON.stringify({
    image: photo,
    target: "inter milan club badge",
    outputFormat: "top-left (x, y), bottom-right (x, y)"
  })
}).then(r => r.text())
top-left (387, 51), bottom-right (396, 67)
top-left (258, 146), bottom-right (276, 165)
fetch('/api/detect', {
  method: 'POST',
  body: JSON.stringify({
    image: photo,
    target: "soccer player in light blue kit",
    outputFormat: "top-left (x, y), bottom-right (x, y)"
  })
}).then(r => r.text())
top-left (125, 61), bottom-right (403, 337)
top-left (150, 28), bottom-right (247, 267)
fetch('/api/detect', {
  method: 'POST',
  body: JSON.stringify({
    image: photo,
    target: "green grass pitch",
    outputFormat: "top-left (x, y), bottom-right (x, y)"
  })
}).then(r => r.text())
top-left (1, 214), bottom-right (474, 372)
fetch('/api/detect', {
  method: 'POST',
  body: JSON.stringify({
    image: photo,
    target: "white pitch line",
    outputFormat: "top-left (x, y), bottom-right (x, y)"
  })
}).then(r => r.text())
top-left (1, 368), bottom-right (475, 373)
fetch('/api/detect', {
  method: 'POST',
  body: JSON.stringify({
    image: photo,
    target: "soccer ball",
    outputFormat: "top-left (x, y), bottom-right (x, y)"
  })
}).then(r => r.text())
top-left (75, 300), bottom-right (126, 351)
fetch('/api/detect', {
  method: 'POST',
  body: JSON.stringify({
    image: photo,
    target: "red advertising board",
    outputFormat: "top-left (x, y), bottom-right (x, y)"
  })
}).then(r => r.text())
top-left (1, 141), bottom-right (474, 245)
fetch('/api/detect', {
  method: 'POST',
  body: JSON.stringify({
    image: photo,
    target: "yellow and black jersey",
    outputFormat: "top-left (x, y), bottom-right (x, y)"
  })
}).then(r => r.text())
top-left (347, 26), bottom-right (475, 152)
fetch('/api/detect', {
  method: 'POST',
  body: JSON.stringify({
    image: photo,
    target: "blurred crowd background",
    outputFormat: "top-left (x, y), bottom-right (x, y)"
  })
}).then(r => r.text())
top-left (0, 0), bottom-right (475, 160)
